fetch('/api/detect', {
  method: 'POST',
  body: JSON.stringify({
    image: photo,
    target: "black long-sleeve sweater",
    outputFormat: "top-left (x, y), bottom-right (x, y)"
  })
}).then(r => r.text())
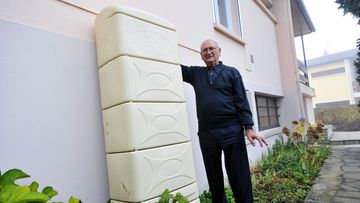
top-left (181, 62), bottom-right (254, 131)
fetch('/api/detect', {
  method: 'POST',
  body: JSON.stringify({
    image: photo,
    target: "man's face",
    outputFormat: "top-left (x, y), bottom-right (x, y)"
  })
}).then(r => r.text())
top-left (200, 40), bottom-right (221, 67)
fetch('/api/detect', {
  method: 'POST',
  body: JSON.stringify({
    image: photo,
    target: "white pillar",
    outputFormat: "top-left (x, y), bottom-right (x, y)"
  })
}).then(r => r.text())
top-left (344, 59), bottom-right (355, 104)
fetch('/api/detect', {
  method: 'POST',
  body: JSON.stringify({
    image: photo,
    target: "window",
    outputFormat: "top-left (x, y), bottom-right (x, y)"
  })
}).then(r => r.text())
top-left (256, 95), bottom-right (280, 130)
top-left (213, 0), bottom-right (242, 36)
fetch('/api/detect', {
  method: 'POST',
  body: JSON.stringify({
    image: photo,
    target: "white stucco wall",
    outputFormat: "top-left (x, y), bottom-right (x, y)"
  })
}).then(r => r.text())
top-left (240, 0), bottom-right (283, 96)
top-left (0, 20), bottom-right (109, 202)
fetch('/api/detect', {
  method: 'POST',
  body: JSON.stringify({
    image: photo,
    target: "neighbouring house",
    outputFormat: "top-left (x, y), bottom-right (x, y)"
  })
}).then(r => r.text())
top-left (0, 0), bottom-right (315, 201)
top-left (307, 49), bottom-right (360, 108)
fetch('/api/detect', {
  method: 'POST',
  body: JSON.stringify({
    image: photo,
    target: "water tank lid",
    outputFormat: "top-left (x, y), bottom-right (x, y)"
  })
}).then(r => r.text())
top-left (97, 5), bottom-right (176, 31)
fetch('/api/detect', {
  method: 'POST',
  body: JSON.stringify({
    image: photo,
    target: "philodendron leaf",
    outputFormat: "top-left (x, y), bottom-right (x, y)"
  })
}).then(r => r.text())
top-left (68, 196), bottom-right (82, 203)
top-left (0, 168), bottom-right (30, 185)
top-left (30, 181), bottom-right (39, 192)
top-left (0, 184), bottom-right (49, 202)
top-left (42, 186), bottom-right (58, 199)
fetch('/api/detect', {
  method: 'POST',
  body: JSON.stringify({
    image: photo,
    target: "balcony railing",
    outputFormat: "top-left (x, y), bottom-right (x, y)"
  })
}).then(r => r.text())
top-left (298, 66), bottom-right (309, 86)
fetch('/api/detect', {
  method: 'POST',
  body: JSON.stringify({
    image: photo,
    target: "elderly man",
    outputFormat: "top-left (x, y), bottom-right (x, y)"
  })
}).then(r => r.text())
top-left (181, 39), bottom-right (267, 203)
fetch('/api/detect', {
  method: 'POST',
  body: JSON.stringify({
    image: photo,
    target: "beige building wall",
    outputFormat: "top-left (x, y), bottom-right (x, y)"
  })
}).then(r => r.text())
top-left (311, 73), bottom-right (350, 104)
top-left (308, 52), bottom-right (357, 107)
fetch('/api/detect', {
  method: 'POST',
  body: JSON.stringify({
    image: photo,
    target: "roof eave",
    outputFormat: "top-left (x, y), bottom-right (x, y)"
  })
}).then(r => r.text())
top-left (291, 0), bottom-right (316, 37)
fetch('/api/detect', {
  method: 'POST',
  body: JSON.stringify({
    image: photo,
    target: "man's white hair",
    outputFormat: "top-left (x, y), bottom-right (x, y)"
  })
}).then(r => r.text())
top-left (200, 39), bottom-right (220, 49)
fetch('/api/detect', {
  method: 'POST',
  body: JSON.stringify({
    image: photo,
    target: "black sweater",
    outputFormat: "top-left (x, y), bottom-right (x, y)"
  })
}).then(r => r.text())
top-left (181, 63), bottom-right (254, 131)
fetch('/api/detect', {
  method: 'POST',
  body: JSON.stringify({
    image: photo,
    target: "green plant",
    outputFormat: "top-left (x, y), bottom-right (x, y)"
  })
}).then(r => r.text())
top-left (224, 188), bottom-right (235, 203)
top-left (158, 189), bottom-right (189, 203)
top-left (199, 188), bottom-right (235, 203)
top-left (199, 191), bottom-right (211, 203)
top-left (251, 137), bottom-right (330, 202)
top-left (281, 118), bottom-right (324, 146)
top-left (0, 168), bottom-right (81, 203)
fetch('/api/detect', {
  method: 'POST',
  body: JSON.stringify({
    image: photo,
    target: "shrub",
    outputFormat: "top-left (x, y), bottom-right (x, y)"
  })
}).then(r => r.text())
top-left (315, 105), bottom-right (360, 131)
top-left (281, 118), bottom-right (325, 145)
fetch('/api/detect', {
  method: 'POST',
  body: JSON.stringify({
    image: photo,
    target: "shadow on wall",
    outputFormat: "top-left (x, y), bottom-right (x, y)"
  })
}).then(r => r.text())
top-left (315, 105), bottom-right (360, 131)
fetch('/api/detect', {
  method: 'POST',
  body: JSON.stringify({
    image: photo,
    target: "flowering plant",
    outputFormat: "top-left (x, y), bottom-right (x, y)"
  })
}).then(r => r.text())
top-left (282, 118), bottom-right (324, 146)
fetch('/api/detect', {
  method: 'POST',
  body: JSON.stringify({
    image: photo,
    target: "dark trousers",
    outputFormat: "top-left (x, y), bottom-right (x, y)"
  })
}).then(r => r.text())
top-left (198, 125), bottom-right (253, 203)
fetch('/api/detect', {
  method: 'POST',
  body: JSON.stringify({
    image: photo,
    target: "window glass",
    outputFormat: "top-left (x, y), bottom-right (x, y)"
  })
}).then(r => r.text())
top-left (270, 116), bottom-right (279, 125)
top-left (216, 0), bottom-right (228, 26)
top-left (269, 107), bottom-right (277, 116)
top-left (258, 107), bottom-right (268, 117)
top-left (229, 0), bottom-right (241, 35)
top-left (268, 98), bottom-right (276, 107)
top-left (259, 117), bottom-right (269, 127)
top-left (213, 0), bottom-right (242, 36)
top-left (256, 96), bottom-right (267, 107)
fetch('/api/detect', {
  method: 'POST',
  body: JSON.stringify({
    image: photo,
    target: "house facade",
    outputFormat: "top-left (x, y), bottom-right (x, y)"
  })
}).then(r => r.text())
top-left (307, 49), bottom-right (360, 108)
top-left (0, 0), bottom-right (315, 201)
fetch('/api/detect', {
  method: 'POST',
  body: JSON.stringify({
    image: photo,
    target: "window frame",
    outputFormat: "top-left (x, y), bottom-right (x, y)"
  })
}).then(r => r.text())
top-left (255, 95), bottom-right (280, 131)
top-left (212, 0), bottom-right (243, 37)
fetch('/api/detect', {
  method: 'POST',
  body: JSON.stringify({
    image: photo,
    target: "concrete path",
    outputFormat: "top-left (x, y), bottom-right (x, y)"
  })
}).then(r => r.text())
top-left (331, 131), bottom-right (360, 145)
top-left (305, 131), bottom-right (360, 203)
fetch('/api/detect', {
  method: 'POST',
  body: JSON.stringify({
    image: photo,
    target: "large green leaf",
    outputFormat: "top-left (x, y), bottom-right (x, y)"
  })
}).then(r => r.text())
top-left (0, 169), bottom-right (30, 185)
top-left (0, 169), bottom-right (82, 203)
top-left (0, 184), bottom-right (49, 203)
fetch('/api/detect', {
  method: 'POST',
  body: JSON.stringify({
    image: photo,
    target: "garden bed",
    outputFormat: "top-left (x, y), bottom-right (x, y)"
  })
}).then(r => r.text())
top-left (199, 138), bottom-right (331, 203)
top-left (199, 119), bottom-right (331, 203)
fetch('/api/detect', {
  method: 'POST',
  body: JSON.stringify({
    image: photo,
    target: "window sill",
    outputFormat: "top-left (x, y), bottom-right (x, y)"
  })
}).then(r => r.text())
top-left (253, 0), bottom-right (277, 24)
top-left (259, 126), bottom-right (282, 138)
top-left (213, 23), bottom-right (246, 46)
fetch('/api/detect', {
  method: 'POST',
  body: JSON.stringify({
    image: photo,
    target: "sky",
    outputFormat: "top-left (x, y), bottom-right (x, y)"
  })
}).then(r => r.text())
top-left (295, 0), bottom-right (360, 60)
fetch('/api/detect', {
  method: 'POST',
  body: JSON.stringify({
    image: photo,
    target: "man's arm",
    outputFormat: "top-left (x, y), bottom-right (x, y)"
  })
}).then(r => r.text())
top-left (232, 72), bottom-right (254, 127)
top-left (232, 70), bottom-right (268, 147)
top-left (180, 65), bottom-right (194, 84)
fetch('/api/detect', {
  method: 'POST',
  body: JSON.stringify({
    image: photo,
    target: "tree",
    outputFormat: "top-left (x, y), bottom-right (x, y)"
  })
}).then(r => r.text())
top-left (335, 0), bottom-right (360, 111)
